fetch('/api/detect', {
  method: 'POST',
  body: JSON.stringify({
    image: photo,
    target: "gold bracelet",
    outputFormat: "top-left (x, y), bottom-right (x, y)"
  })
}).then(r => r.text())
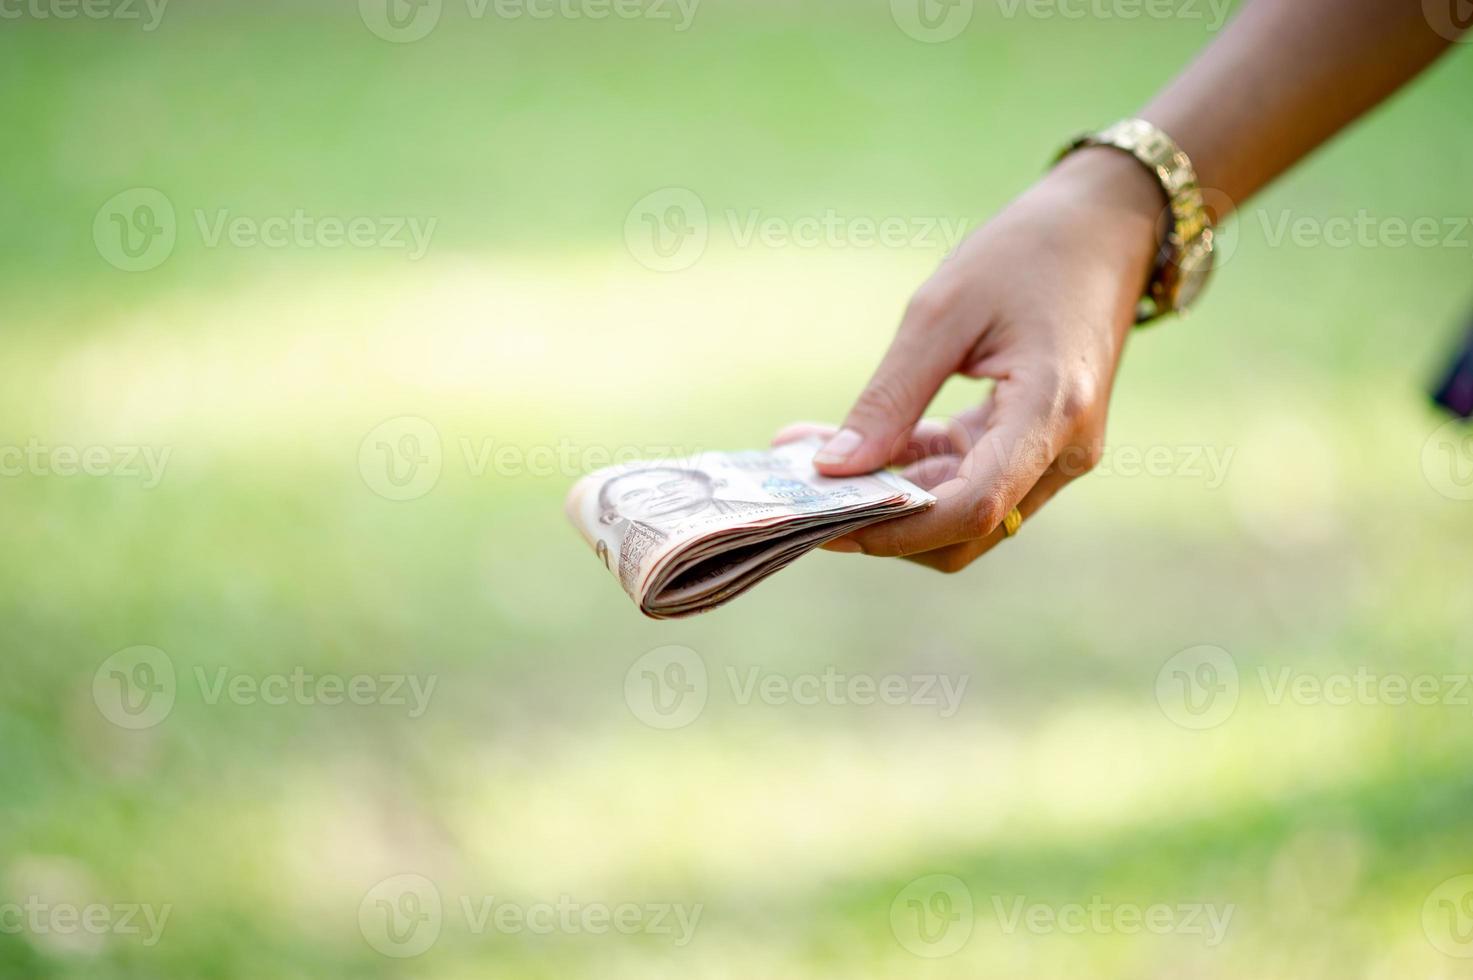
top-left (1056, 118), bottom-right (1216, 324)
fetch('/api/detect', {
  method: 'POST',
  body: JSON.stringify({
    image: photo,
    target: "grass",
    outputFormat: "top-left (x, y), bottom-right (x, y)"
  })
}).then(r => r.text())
top-left (2, 1), bottom-right (1473, 976)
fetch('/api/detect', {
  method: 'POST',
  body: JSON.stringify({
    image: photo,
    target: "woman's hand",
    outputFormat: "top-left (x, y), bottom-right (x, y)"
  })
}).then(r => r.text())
top-left (775, 148), bottom-right (1165, 573)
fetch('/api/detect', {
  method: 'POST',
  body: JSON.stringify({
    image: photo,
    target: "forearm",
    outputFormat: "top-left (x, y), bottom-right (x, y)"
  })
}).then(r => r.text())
top-left (1139, 0), bottom-right (1460, 216)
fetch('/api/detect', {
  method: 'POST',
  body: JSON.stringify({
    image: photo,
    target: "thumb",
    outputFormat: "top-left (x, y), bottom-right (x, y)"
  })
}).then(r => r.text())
top-left (814, 327), bottom-right (956, 476)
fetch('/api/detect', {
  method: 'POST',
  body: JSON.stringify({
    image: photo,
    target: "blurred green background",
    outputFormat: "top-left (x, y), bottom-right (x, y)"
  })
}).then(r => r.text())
top-left (4, 0), bottom-right (1473, 976)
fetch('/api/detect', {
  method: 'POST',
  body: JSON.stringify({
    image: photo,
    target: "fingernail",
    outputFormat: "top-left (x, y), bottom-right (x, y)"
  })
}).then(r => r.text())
top-left (814, 428), bottom-right (862, 465)
top-left (823, 538), bottom-right (863, 554)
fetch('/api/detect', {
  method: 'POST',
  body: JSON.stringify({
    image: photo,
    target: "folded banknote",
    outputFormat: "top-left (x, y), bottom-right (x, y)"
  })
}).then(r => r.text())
top-left (565, 437), bottom-right (935, 618)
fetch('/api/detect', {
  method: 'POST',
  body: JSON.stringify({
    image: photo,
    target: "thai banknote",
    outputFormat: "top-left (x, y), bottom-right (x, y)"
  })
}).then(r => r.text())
top-left (565, 437), bottom-right (934, 618)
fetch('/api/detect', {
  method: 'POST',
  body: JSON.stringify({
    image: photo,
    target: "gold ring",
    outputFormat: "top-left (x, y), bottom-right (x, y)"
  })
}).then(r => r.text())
top-left (1002, 507), bottom-right (1023, 538)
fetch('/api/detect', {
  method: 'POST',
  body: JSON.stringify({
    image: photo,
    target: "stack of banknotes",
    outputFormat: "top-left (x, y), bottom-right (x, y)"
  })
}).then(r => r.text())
top-left (565, 437), bottom-right (935, 618)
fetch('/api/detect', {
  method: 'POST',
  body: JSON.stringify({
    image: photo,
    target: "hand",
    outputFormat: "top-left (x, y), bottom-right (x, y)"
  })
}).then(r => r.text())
top-left (775, 148), bottom-right (1165, 573)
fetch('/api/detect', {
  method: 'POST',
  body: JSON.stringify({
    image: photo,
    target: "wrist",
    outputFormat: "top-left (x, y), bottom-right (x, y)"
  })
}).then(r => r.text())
top-left (1040, 146), bottom-right (1165, 275)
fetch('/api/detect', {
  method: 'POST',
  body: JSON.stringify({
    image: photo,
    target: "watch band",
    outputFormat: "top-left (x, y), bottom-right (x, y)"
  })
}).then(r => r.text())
top-left (1056, 118), bottom-right (1215, 324)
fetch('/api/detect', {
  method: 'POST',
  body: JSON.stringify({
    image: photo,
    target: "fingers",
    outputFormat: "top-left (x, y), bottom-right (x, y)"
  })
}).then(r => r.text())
top-left (892, 414), bottom-right (985, 468)
top-left (901, 462), bottom-right (1074, 572)
top-left (830, 374), bottom-right (1076, 557)
top-left (812, 308), bottom-right (964, 477)
top-left (898, 453), bottom-right (963, 492)
top-left (771, 421), bottom-right (838, 447)
top-left (817, 452), bottom-right (963, 554)
top-left (772, 413), bottom-right (982, 468)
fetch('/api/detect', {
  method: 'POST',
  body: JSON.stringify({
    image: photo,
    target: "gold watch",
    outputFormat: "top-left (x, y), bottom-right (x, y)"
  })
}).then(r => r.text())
top-left (1056, 118), bottom-right (1215, 325)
